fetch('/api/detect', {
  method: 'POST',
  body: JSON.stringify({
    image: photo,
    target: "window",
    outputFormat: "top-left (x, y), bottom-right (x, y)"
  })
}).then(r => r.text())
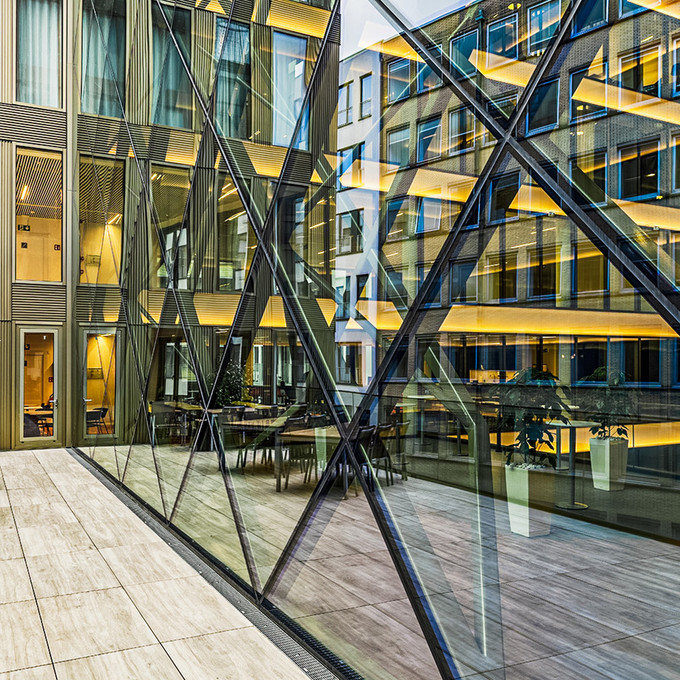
top-left (82, 0), bottom-right (125, 117)
top-left (336, 275), bottom-right (351, 319)
top-left (417, 117), bottom-right (442, 163)
top-left (450, 260), bottom-right (477, 303)
top-left (387, 59), bottom-right (410, 102)
top-left (574, 242), bottom-right (608, 294)
top-left (386, 197), bottom-right (409, 239)
top-left (489, 173), bottom-right (519, 223)
top-left (17, 0), bottom-right (63, 107)
top-left (417, 266), bottom-right (442, 307)
top-left (449, 107), bottom-right (476, 154)
top-left (273, 31), bottom-right (308, 149)
top-left (416, 197), bottom-right (441, 233)
top-left (338, 81), bottom-right (352, 126)
top-left (384, 268), bottom-right (409, 309)
top-left (16, 148), bottom-right (63, 282)
top-left (217, 173), bottom-right (252, 292)
top-left (528, 0), bottom-right (560, 54)
top-left (152, 4), bottom-right (192, 128)
top-left (528, 246), bottom-right (559, 299)
top-left (387, 126), bottom-right (410, 168)
top-left (570, 65), bottom-right (607, 121)
top-left (79, 157), bottom-right (124, 285)
top-left (619, 140), bottom-right (659, 200)
top-left (573, 0), bottom-right (607, 34)
top-left (337, 143), bottom-right (364, 189)
top-left (674, 137), bottom-right (680, 191)
top-left (619, 47), bottom-right (660, 98)
top-left (488, 16), bottom-right (518, 60)
top-left (527, 79), bottom-right (559, 133)
top-left (337, 210), bottom-right (364, 254)
top-left (620, 0), bottom-right (647, 16)
top-left (484, 93), bottom-right (517, 143)
top-left (214, 19), bottom-right (250, 139)
top-left (417, 46), bottom-right (442, 93)
top-left (571, 150), bottom-right (607, 204)
top-left (450, 30), bottom-right (478, 78)
top-left (84, 332), bottom-right (116, 435)
top-left (621, 339), bottom-right (660, 383)
top-left (574, 338), bottom-right (607, 381)
top-left (673, 39), bottom-right (680, 97)
top-left (357, 274), bottom-right (370, 300)
top-left (486, 252), bottom-right (518, 301)
top-left (417, 337), bottom-right (440, 379)
top-left (337, 344), bottom-right (363, 385)
top-left (360, 73), bottom-right (372, 118)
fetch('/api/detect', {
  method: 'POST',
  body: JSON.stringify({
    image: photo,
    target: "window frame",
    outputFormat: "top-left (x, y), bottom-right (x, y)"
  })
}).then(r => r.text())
top-left (618, 139), bottom-right (660, 201)
top-left (386, 125), bottom-right (410, 170)
top-left (386, 58), bottom-right (411, 103)
top-left (618, 45), bottom-right (661, 101)
top-left (488, 172), bottom-right (520, 224)
top-left (417, 45), bottom-right (443, 93)
top-left (338, 80), bottom-right (353, 127)
top-left (526, 77), bottom-right (560, 134)
top-left (569, 64), bottom-right (608, 122)
top-left (336, 209), bottom-right (364, 255)
top-left (571, 0), bottom-right (608, 36)
top-left (359, 73), bottom-right (372, 118)
top-left (416, 116), bottom-right (442, 164)
top-left (570, 149), bottom-right (608, 206)
top-left (528, 0), bottom-right (561, 54)
top-left (449, 29), bottom-right (479, 79)
top-left (449, 106), bottom-right (476, 155)
top-left (487, 14), bottom-right (519, 62)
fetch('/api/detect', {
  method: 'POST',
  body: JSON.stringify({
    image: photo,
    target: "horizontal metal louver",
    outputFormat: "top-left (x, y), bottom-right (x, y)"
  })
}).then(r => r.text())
top-left (0, 104), bottom-right (66, 148)
top-left (12, 284), bottom-right (66, 321)
top-left (75, 286), bottom-right (123, 323)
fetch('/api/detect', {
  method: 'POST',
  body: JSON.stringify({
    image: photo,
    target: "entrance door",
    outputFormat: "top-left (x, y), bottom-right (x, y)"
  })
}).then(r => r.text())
top-left (21, 330), bottom-right (59, 441)
top-left (84, 331), bottom-right (117, 437)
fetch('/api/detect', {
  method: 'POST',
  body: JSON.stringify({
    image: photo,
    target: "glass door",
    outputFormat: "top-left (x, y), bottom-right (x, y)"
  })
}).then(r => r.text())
top-left (84, 331), bottom-right (117, 437)
top-left (21, 329), bottom-right (58, 441)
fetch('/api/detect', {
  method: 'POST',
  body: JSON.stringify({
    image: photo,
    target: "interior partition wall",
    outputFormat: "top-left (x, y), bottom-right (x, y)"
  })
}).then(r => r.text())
top-left (47, 0), bottom-right (680, 678)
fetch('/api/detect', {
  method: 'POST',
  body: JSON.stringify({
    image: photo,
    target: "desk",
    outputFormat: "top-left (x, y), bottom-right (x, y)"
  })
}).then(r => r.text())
top-left (550, 420), bottom-right (598, 511)
top-left (26, 410), bottom-right (53, 436)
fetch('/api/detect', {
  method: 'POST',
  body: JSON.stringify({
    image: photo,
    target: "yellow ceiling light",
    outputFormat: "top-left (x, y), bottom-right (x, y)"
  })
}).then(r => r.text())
top-left (509, 184), bottom-right (566, 215)
top-left (260, 295), bottom-right (288, 328)
top-left (355, 300), bottom-right (404, 330)
top-left (469, 49), bottom-right (535, 87)
top-left (439, 304), bottom-right (677, 338)
top-left (244, 141), bottom-right (287, 177)
top-left (613, 199), bottom-right (680, 231)
top-left (316, 298), bottom-right (337, 326)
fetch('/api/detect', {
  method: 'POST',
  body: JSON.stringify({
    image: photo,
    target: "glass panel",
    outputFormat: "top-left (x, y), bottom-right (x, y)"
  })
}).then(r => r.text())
top-left (16, 148), bottom-right (63, 282)
top-left (152, 4), bottom-right (192, 128)
top-left (16, 0), bottom-right (62, 107)
top-left (22, 332), bottom-right (55, 439)
top-left (81, 0), bottom-right (126, 117)
top-left (79, 156), bottom-right (124, 285)
top-left (85, 332), bottom-right (116, 436)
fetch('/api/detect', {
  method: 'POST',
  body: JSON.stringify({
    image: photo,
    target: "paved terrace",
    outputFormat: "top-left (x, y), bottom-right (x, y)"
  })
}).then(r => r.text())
top-left (0, 448), bottom-right (317, 680)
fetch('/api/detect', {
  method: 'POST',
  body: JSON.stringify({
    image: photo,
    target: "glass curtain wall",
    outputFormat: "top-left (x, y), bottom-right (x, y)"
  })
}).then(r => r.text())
top-left (76, 0), bottom-right (680, 679)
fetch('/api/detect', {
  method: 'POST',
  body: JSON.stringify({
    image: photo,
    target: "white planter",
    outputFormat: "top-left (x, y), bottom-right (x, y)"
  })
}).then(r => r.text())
top-left (504, 465), bottom-right (553, 537)
top-left (589, 437), bottom-right (628, 491)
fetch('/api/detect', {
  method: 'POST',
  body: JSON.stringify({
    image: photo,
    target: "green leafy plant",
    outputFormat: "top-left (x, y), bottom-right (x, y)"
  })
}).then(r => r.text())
top-left (213, 361), bottom-right (250, 407)
top-left (493, 367), bottom-right (569, 468)
top-left (579, 368), bottom-right (630, 440)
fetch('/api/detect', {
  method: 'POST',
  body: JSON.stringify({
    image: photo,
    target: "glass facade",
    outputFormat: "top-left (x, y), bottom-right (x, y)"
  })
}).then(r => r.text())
top-left (4, 0), bottom-right (680, 678)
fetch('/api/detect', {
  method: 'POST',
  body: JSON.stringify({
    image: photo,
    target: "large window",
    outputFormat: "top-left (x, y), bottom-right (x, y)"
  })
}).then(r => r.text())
top-left (337, 144), bottom-right (364, 189)
top-left (214, 19), bottom-right (250, 139)
top-left (527, 79), bottom-right (559, 132)
top-left (449, 107), bottom-right (476, 154)
top-left (574, 242), bottom-right (608, 294)
top-left (16, 148), bottom-right (63, 282)
top-left (486, 252), bottom-right (518, 302)
top-left (619, 47), bottom-right (660, 98)
top-left (386, 197), bottom-right (409, 239)
top-left (450, 30), bottom-right (478, 78)
top-left (359, 73), bottom-right (372, 118)
top-left (338, 81), bottom-right (352, 127)
top-left (619, 140), bottom-right (659, 200)
top-left (337, 210), bottom-right (364, 254)
top-left (571, 150), bottom-right (607, 204)
top-left (387, 59), bottom-right (410, 102)
top-left (79, 157), bottom-right (124, 285)
top-left (417, 117), bottom-right (442, 163)
top-left (621, 339), bottom-right (660, 384)
top-left (488, 16), bottom-right (518, 60)
top-left (528, 0), bottom-right (560, 54)
top-left (217, 174), bottom-right (253, 292)
top-left (81, 0), bottom-right (125, 117)
top-left (573, 0), bottom-right (607, 34)
top-left (570, 65), bottom-right (607, 121)
top-left (489, 173), bottom-right (519, 223)
top-left (84, 332), bottom-right (116, 435)
top-left (17, 0), bottom-right (63, 107)
top-left (416, 197), bottom-right (441, 233)
top-left (528, 246), bottom-right (559, 299)
top-left (417, 47), bottom-right (442, 93)
top-left (152, 4), bottom-right (192, 128)
top-left (387, 126), bottom-right (410, 168)
top-left (272, 31), bottom-right (308, 149)
top-left (450, 260), bottom-right (478, 303)
top-left (336, 344), bottom-right (363, 385)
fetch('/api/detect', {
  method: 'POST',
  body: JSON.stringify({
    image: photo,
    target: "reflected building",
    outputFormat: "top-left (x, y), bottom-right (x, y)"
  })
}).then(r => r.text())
top-left (3, 0), bottom-right (680, 678)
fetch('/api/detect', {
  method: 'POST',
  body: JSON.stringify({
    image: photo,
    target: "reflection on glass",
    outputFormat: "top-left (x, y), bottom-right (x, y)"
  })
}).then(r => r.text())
top-left (272, 31), bottom-right (308, 149)
top-left (16, 148), bottom-right (63, 282)
top-left (85, 332), bottom-right (116, 435)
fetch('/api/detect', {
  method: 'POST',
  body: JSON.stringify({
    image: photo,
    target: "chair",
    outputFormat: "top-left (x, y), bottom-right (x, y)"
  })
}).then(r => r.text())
top-left (150, 401), bottom-right (180, 446)
top-left (284, 416), bottom-right (317, 488)
top-left (86, 407), bottom-right (109, 434)
top-left (373, 424), bottom-right (396, 486)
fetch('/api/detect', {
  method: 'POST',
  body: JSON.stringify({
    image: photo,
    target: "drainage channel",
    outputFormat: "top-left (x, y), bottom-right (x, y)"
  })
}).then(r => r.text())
top-left (68, 448), bottom-right (341, 680)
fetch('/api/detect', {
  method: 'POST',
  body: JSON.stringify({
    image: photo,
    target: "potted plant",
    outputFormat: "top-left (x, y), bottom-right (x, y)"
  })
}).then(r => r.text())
top-left (493, 367), bottom-right (569, 537)
top-left (580, 368), bottom-right (630, 491)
